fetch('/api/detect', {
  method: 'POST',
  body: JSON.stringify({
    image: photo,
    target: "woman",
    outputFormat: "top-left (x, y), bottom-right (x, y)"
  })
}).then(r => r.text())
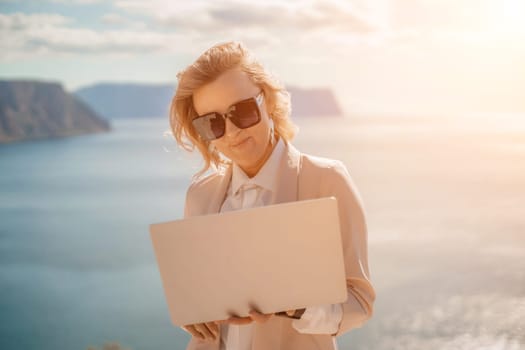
top-left (169, 41), bottom-right (375, 350)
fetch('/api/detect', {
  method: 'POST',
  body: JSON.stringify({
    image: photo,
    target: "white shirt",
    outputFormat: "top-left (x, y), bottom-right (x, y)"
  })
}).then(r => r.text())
top-left (219, 138), bottom-right (343, 350)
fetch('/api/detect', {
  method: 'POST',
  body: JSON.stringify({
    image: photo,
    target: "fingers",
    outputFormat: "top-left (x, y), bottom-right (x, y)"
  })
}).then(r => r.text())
top-left (195, 323), bottom-right (216, 341)
top-left (206, 322), bottom-right (219, 338)
top-left (215, 308), bottom-right (274, 326)
top-left (183, 325), bottom-right (204, 340)
top-left (183, 322), bottom-right (219, 342)
top-left (208, 323), bottom-right (219, 338)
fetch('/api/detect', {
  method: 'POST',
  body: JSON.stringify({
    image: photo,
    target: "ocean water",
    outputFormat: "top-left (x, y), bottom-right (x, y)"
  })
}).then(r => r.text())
top-left (1, 116), bottom-right (524, 350)
top-left (0, 119), bottom-right (195, 350)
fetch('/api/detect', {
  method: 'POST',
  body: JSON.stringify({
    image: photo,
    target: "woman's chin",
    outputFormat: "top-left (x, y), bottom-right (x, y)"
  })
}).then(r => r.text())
top-left (229, 138), bottom-right (257, 158)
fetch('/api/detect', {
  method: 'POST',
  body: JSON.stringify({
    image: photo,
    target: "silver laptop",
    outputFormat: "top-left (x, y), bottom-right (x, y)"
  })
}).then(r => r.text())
top-left (149, 196), bottom-right (347, 326)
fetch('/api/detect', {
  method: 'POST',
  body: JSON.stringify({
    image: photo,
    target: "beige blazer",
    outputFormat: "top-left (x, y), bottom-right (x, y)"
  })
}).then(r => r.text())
top-left (182, 142), bottom-right (376, 350)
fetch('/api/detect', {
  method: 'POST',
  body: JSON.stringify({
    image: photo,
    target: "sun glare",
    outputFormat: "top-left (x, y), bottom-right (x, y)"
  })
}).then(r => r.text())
top-left (498, 0), bottom-right (525, 33)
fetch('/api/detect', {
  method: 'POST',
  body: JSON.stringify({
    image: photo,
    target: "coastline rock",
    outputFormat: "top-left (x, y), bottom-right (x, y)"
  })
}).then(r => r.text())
top-left (0, 80), bottom-right (110, 144)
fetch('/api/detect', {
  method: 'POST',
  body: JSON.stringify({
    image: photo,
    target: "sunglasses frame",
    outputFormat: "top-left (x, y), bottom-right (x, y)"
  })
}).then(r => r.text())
top-left (192, 92), bottom-right (264, 141)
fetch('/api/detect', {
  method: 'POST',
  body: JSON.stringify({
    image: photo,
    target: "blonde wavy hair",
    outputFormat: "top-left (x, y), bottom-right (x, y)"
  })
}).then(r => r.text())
top-left (169, 41), bottom-right (298, 177)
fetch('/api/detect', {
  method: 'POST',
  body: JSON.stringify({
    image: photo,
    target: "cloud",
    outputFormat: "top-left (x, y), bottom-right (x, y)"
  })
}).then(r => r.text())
top-left (0, 12), bottom-right (72, 28)
top-left (99, 13), bottom-right (147, 29)
top-left (104, 0), bottom-right (391, 63)
top-left (114, 0), bottom-right (384, 34)
top-left (0, 0), bottom-right (388, 62)
top-left (2, 0), bottom-right (524, 63)
top-left (49, 0), bottom-right (105, 4)
top-left (0, 12), bottom-right (191, 60)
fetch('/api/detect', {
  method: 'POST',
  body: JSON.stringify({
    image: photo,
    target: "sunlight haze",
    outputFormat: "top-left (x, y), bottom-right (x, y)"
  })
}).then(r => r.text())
top-left (1, 0), bottom-right (524, 115)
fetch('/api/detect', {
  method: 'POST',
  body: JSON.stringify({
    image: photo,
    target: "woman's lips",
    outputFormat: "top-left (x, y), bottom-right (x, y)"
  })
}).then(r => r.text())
top-left (231, 137), bottom-right (250, 148)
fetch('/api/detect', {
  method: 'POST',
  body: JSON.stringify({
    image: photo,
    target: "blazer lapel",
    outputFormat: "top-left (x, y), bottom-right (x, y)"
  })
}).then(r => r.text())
top-left (204, 164), bottom-right (232, 215)
top-left (274, 141), bottom-right (302, 204)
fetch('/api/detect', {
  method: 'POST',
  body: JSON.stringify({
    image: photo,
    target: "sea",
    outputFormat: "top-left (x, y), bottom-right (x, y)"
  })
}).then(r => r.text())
top-left (1, 115), bottom-right (524, 350)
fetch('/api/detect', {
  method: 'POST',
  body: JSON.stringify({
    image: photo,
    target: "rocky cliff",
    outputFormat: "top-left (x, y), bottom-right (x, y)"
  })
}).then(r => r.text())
top-left (0, 80), bottom-right (110, 144)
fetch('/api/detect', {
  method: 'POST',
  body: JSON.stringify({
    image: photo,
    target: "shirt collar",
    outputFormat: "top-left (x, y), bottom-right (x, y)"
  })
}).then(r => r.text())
top-left (231, 137), bottom-right (286, 196)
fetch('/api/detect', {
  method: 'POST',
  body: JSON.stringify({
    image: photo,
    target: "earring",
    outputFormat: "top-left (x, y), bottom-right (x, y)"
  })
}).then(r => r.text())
top-left (269, 119), bottom-right (275, 146)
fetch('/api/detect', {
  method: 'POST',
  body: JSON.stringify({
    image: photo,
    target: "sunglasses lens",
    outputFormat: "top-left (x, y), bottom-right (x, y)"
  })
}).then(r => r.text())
top-left (192, 96), bottom-right (262, 141)
top-left (192, 113), bottom-right (225, 141)
top-left (230, 99), bottom-right (261, 129)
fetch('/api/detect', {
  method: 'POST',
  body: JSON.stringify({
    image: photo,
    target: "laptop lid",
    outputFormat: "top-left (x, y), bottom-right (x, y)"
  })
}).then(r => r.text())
top-left (149, 196), bottom-right (347, 326)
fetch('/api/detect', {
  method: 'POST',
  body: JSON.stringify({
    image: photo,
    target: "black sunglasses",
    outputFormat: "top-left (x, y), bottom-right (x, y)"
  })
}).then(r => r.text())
top-left (192, 92), bottom-right (264, 141)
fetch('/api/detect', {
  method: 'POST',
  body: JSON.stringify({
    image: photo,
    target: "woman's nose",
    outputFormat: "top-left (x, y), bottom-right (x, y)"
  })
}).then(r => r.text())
top-left (224, 117), bottom-right (240, 137)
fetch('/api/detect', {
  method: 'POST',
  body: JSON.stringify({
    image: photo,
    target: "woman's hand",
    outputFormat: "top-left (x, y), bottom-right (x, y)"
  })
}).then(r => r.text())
top-left (182, 309), bottom-right (273, 342)
top-left (216, 309), bottom-right (274, 325)
top-left (182, 322), bottom-right (219, 342)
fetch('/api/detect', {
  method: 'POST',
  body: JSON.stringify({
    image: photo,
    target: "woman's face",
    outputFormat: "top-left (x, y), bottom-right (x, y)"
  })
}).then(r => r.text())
top-left (192, 68), bottom-right (273, 177)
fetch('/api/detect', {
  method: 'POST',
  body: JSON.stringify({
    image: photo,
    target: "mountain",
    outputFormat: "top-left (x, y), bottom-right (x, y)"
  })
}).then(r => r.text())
top-left (289, 86), bottom-right (342, 117)
top-left (0, 80), bottom-right (110, 144)
top-left (75, 83), bottom-right (175, 119)
top-left (74, 83), bottom-right (342, 119)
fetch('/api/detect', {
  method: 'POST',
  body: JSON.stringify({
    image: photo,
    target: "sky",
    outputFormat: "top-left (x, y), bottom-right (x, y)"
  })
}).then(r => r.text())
top-left (1, 0), bottom-right (525, 115)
